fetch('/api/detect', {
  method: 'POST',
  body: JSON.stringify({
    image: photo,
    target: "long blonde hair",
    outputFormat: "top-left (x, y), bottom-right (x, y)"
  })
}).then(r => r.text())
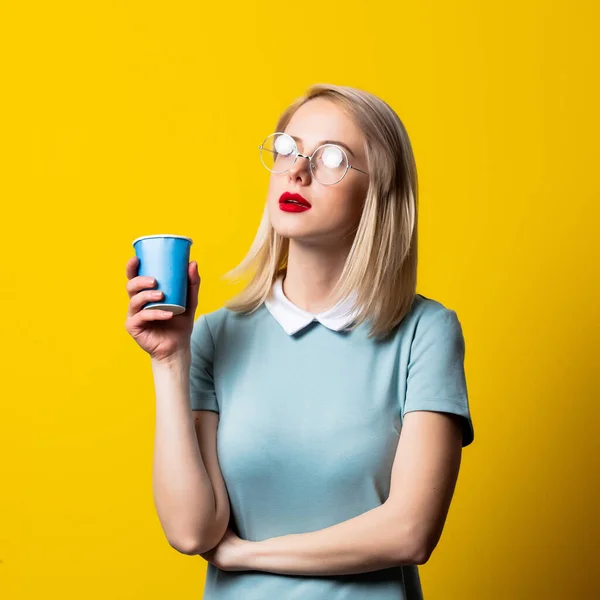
top-left (224, 83), bottom-right (419, 340)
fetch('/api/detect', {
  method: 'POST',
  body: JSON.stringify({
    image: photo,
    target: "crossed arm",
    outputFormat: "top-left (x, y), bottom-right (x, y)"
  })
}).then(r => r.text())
top-left (201, 410), bottom-right (464, 576)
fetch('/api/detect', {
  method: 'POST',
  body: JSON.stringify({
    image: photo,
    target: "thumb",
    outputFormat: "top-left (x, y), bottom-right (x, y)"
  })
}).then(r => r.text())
top-left (187, 261), bottom-right (201, 311)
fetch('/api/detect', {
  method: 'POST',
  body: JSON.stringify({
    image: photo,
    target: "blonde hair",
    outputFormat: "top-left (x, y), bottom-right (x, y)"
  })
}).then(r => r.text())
top-left (224, 83), bottom-right (418, 340)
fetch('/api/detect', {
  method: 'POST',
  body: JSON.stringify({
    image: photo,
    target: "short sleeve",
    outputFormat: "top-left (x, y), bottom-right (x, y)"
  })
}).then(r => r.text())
top-left (403, 308), bottom-right (474, 447)
top-left (189, 314), bottom-right (219, 413)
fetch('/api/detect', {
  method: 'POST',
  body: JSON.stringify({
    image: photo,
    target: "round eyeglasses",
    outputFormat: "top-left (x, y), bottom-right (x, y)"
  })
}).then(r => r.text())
top-left (258, 132), bottom-right (369, 186)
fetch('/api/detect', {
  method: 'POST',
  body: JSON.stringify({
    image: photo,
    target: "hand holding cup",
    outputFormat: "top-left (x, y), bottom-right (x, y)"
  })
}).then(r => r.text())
top-left (124, 235), bottom-right (200, 362)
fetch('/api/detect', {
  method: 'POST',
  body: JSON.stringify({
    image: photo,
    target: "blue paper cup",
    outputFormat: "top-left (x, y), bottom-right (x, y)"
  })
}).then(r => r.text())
top-left (132, 234), bottom-right (193, 315)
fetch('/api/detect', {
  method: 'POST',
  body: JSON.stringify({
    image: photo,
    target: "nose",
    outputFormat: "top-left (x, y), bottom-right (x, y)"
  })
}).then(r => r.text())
top-left (287, 153), bottom-right (312, 186)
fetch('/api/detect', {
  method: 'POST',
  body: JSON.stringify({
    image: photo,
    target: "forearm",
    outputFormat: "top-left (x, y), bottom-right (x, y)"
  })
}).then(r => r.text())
top-left (151, 349), bottom-right (218, 554)
top-left (246, 503), bottom-right (422, 576)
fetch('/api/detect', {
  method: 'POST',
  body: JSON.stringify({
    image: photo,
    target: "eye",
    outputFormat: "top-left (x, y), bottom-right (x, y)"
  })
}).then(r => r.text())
top-left (274, 135), bottom-right (296, 156)
top-left (321, 146), bottom-right (344, 168)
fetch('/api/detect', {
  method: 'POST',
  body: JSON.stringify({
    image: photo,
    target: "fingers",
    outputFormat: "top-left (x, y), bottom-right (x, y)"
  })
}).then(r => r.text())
top-left (187, 261), bottom-right (201, 311)
top-left (126, 275), bottom-right (156, 298)
top-left (128, 289), bottom-right (164, 317)
top-left (189, 260), bottom-right (201, 288)
top-left (127, 307), bottom-right (174, 330)
top-left (126, 256), bottom-right (157, 298)
top-left (126, 257), bottom-right (199, 309)
top-left (126, 256), bottom-right (139, 280)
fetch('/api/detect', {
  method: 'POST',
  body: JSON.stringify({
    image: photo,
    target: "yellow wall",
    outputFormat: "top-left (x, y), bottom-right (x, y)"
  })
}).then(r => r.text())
top-left (1, 1), bottom-right (598, 598)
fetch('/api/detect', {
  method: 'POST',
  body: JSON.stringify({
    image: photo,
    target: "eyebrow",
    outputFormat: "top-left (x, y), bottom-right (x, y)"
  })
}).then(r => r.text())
top-left (288, 135), bottom-right (356, 159)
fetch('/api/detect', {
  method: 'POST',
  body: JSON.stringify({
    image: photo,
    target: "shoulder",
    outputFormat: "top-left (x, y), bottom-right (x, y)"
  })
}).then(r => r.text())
top-left (201, 306), bottom-right (230, 332)
top-left (405, 294), bottom-right (464, 339)
top-left (194, 304), bottom-right (270, 344)
top-left (203, 304), bottom-right (266, 328)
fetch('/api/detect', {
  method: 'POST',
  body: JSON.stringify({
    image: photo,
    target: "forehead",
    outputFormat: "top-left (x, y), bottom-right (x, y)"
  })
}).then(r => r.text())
top-left (284, 98), bottom-right (364, 151)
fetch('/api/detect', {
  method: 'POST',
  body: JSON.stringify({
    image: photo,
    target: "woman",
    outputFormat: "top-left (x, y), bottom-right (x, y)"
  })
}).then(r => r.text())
top-left (125, 83), bottom-right (475, 600)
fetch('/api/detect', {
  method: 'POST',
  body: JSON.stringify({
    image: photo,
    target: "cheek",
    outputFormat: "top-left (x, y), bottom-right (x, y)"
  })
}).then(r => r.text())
top-left (328, 185), bottom-right (366, 224)
top-left (266, 176), bottom-right (286, 206)
top-left (266, 179), bottom-right (288, 223)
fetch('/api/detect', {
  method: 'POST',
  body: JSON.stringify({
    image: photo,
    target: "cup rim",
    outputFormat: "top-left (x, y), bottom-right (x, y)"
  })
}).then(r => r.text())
top-left (132, 234), bottom-right (193, 246)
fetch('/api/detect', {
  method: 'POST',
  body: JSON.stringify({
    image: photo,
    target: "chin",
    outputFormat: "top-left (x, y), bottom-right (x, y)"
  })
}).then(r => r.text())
top-left (272, 223), bottom-right (315, 241)
top-left (269, 217), bottom-right (316, 240)
top-left (269, 207), bottom-right (307, 236)
top-left (268, 205), bottom-right (345, 244)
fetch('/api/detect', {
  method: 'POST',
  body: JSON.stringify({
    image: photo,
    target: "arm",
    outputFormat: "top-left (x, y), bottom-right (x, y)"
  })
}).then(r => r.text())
top-left (239, 410), bottom-right (463, 576)
top-left (151, 349), bottom-right (230, 555)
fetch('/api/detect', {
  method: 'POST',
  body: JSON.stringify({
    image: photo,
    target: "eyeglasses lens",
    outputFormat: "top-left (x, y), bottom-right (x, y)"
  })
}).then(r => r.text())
top-left (310, 145), bottom-right (347, 184)
top-left (260, 133), bottom-right (296, 174)
top-left (259, 134), bottom-right (349, 184)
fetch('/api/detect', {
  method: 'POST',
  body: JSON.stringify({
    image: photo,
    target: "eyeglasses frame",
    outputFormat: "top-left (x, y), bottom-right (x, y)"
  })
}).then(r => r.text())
top-left (258, 132), bottom-right (369, 186)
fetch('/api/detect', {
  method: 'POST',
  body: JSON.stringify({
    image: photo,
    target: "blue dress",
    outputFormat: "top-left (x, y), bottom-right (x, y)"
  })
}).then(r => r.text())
top-left (189, 293), bottom-right (475, 599)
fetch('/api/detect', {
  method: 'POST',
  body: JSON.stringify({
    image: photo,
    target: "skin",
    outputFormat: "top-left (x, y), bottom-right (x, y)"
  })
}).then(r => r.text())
top-left (266, 97), bottom-right (370, 313)
top-left (199, 99), bottom-right (465, 574)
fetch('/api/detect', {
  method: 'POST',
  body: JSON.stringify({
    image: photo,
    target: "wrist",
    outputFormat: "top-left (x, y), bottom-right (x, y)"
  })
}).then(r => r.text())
top-left (236, 539), bottom-right (257, 571)
top-left (151, 347), bottom-right (191, 369)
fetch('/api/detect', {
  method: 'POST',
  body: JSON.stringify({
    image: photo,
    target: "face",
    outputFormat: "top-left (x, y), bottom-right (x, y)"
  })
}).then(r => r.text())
top-left (265, 98), bottom-right (370, 247)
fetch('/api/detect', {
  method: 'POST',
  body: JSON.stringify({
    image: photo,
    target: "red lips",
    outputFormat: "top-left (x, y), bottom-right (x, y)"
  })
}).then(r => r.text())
top-left (279, 192), bottom-right (312, 208)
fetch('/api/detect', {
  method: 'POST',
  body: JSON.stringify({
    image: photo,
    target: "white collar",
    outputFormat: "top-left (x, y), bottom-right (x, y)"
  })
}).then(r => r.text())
top-left (265, 276), bottom-right (359, 336)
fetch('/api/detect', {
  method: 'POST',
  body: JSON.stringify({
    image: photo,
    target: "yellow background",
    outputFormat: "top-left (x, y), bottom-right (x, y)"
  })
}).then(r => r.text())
top-left (1, 1), bottom-right (598, 598)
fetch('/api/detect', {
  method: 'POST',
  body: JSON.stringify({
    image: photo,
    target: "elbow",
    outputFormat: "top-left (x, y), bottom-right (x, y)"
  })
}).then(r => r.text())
top-left (399, 537), bottom-right (432, 566)
top-left (398, 543), bottom-right (431, 567)
top-left (167, 513), bottom-right (230, 556)
top-left (169, 536), bottom-right (204, 556)
top-left (393, 519), bottom-right (435, 566)
top-left (412, 543), bottom-right (433, 565)
top-left (168, 533), bottom-right (218, 556)
top-left (410, 530), bottom-right (438, 565)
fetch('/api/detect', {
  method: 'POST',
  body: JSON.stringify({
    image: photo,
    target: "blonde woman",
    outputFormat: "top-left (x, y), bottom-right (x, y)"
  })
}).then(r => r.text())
top-left (125, 83), bottom-right (475, 600)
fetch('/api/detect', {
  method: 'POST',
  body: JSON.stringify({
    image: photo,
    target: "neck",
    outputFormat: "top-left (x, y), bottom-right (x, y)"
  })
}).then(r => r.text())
top-left (282, 238), bottom-right (353, 313)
